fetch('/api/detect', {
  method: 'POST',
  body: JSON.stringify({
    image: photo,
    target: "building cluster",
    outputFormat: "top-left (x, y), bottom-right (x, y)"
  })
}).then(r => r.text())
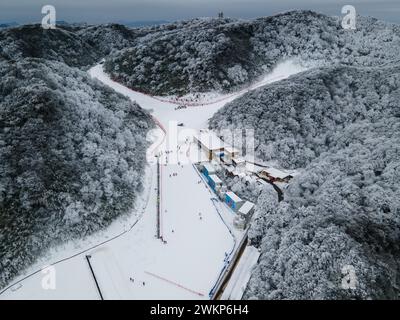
top-left (193, 130), bottom-right (297, 229)
top-left (193, 131), bottom-right (246, 168)
top-left (193, 130), bottom-right (294, 182)
top-left (195, 132), bottom-right (255, 230)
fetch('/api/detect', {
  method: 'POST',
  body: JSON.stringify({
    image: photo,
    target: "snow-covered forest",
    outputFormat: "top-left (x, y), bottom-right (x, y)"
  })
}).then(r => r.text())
top-left (245, 120), bottom-right (400, 298)
top-left (210, 62), bottom-right (400, 298)
top-left (0, 23), bottom-right (141, 68)
top-left (1, 9), bottom-right (400, 299)
top-left (210, 64), bottom-right (400, 168)
top-left (104, 10), bottom-right (400, 95)
top-left (0, 56), bottom-right (152, 287)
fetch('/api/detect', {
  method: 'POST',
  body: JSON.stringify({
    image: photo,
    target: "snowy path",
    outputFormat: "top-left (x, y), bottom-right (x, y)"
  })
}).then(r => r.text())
top-left (0, 60), bottom-right (305, 300)
top-left (88, 60), bottom-right (306, 130)
top-left (220, 246), bottom-right (260, 300)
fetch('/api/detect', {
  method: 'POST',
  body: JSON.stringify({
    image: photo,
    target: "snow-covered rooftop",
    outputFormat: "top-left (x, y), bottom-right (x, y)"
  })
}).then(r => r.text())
top-left (208, 174), bottom-right (223, 185)
top-left (226, 191), bottom-right (242, 203)
top-left (239, 201), bottom-right (255, 215)
top-left (194, 131), bottom-right (225, 150)
top-left (213, 150), bottom-right (225, 157)
top-left (203, 162), bottom-right (215, 174)
top-left (233, 157), bottom-right (246, 165)
top-left (224, 146), bottom-right (240, 154)
top-left (262, 168), bottom-right (293, 179)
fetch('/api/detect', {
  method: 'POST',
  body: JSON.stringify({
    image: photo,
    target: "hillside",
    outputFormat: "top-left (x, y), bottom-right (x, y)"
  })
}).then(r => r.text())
top-left (104, 10), bottom-right (400, 95)
top-left (0, 24), bottom-right (141, 68)
top-left (1, 10), bottom-right (399, 299)
top-left (209, 63), bottom-right (400, 298)
top-left (245, 119), bottom-right (400, 299)
top-left (0, 25), bottom-right (99, 67)
top-left (0, 58), bottom-right (153, 288)
top-left (209, 64), bottom-right (400, 168)
top-left (76, 23), bottom-right (141, 55)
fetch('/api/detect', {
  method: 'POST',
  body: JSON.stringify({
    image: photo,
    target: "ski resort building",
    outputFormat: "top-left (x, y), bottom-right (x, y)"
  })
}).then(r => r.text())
top-left (201, 162), bottom-right (216, 178)
top-left (208, 174), bottom-right (223, 191)
top-left (258, 168), bottom-right (293, 183)
top-left (212, 150), bottom-right (225, 163)
top-left (223, 146), bottom-right (240, 164)
top-left (232, 157), bottom-right (246, 168)
top-left (194, 131), bottom-right (225, 161)
top-left (238, 201), bottom-right (255, 223)
top-left (225, 191), bottom-right (244, 212)
top-left (214, 146), bottom-right (239, 164)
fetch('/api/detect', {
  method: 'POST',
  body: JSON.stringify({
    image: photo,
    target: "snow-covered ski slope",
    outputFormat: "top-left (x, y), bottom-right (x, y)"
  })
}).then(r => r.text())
top-left (89, 60), bottom-right (306, 130)
top-left (0, 60), bottom-right (305, 300)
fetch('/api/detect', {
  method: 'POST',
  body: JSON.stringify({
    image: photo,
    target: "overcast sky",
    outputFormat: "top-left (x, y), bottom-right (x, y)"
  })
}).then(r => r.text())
top-left (1, 0), bottom-right (399, 24)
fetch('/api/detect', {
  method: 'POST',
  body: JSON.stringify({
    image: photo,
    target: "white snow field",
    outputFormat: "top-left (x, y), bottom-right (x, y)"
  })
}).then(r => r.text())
top-left (0, 60), bottom-right (305, 300)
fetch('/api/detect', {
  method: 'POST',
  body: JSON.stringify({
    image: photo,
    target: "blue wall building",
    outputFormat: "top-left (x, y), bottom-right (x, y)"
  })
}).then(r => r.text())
top-left (225, 191), bottom-right (244, 212)
top-left (202, 162), bottom-right (216, 179)
top-left (208, 174), bottom-right (222, 191)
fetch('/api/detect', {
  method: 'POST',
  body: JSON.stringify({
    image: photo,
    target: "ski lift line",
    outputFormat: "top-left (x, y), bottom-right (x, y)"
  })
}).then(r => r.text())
top-left (150, 114), bottom-right (166, 242)
top-left (144, 271), bottom-right (204, 297)
top-left (156, 158), bottom-right (161, 239)
top-left (159, 161), bottom-right (163, 240)
top-left (152, 112), bottom-right (167, 242)
top-left (159, 161), bottom-right (161, 237)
